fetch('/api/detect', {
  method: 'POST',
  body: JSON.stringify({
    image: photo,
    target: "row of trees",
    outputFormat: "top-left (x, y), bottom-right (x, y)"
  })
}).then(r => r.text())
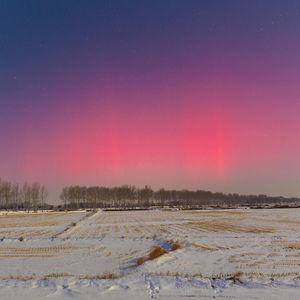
top-left (1, 179), bottom-right (299, 211)
top-left (60, 184), bottom-right (300, 210)
top-left (0, 178), bottom-right (48, 211)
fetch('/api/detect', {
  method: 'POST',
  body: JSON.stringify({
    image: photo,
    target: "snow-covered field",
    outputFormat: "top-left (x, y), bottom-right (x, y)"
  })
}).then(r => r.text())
top-left (1, 208), bottom-right (300, 299)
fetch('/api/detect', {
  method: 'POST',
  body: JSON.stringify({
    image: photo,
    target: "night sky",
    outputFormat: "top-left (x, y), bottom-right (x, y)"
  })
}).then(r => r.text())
top-left (1, 0), bottom-right (300, 199)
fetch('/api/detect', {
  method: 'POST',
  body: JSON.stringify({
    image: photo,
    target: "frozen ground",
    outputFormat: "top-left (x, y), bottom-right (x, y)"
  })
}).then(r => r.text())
top-left (1, 208), bottom-right (300, 299)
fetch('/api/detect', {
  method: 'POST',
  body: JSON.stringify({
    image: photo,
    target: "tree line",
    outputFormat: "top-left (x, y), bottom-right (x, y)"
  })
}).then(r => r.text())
top-left (1, 179), bottom-right (299, 211)
top-left (0, 178), bottom-right (48, 211)
top-left (60, 184), bottom-right (300, 210)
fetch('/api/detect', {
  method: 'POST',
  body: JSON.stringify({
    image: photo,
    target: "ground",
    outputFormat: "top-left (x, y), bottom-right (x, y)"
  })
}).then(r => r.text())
top-left (1, 208), bottom-right (300, 299)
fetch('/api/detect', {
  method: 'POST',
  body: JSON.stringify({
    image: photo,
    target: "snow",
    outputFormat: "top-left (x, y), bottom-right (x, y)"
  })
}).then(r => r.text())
top-left (1, 208), bottom-right (300, 299)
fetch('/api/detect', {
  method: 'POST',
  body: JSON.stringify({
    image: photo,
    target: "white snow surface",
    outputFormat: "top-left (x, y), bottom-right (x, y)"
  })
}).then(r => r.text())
top-left (1, 208), bottom-right (300, 299)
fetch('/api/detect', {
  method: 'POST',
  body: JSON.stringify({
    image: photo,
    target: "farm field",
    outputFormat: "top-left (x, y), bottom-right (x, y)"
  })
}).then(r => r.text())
top-left (1, 209), bottom-right (300, 299)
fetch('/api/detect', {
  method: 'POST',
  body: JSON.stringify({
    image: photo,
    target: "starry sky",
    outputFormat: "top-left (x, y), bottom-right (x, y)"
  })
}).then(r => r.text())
top-left (1, 0), bottom-right (300, 200)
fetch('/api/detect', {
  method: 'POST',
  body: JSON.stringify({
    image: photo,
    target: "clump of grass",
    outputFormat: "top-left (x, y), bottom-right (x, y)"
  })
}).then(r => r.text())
top-left (94, 273), bottom-right (120, 279)
top-left (78, 273), bottom-right (120, 280)
top-left (149, 246), bottom-right (166, 260)
top-left (227, 271), bottom-right (244, 283)
top-left (135, 241), bottom-right (182, 266)
top-left (136, 257), bottom-right (146, 265)
top-left (171, 242), bottom-right (181, 251)
top-left (44, 273), bottom-right (73, 278)
top-left (135, 245), bottom-right (166, 266)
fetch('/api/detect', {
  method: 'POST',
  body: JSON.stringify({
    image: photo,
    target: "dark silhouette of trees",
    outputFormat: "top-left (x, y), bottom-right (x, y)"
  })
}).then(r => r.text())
top-left (59, 184), bottom-right (300, 210)
top-left (0, 178), bottom-right (48, 211)
top-left (1, 177), bottom-right (298, 211)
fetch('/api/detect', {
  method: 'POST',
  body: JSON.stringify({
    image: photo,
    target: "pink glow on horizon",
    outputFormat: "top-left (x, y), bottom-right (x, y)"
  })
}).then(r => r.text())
top-left (2, 72), bottom-right (298, 198)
